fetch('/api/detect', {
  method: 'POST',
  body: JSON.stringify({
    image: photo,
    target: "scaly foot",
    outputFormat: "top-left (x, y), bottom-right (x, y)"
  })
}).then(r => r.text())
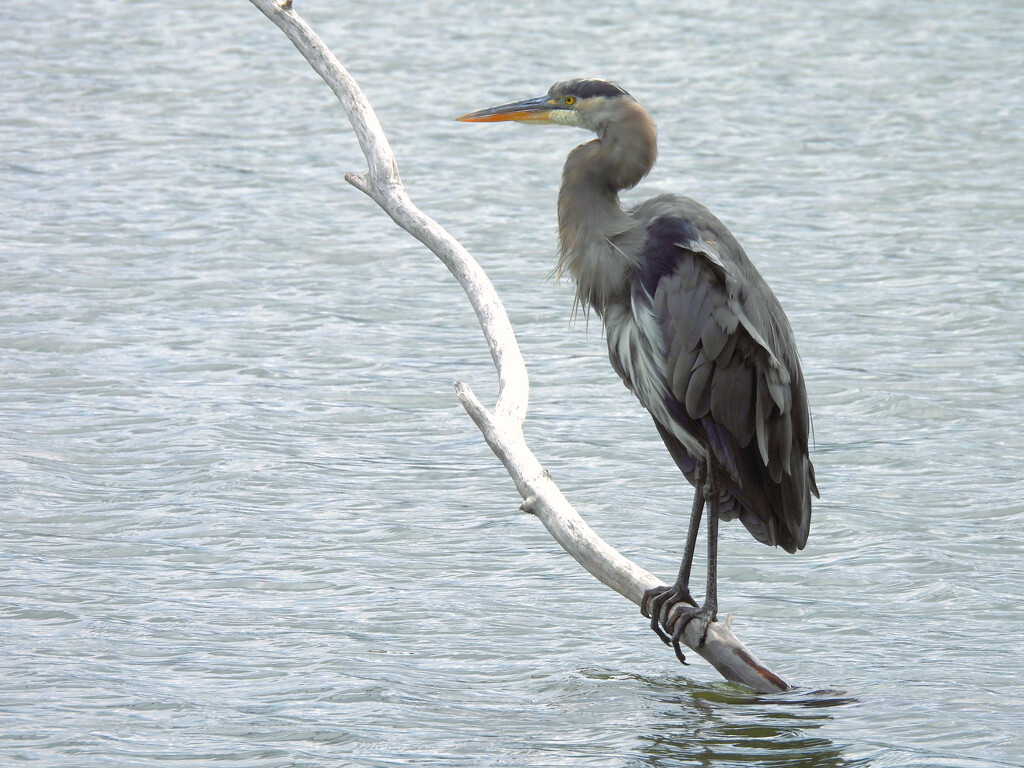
top-left (641, 584), bottom-right (698, 662)
top-left (667, 602), bottom-right (717, 663)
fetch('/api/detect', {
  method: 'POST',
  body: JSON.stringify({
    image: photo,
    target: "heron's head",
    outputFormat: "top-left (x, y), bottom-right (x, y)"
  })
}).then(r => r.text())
top-left (456, 79), bottom-right (636, 134)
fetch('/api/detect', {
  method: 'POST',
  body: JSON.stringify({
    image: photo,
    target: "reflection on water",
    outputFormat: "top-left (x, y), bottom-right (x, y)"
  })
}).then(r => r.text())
top-left (639, 679), bottom-right (861, 767)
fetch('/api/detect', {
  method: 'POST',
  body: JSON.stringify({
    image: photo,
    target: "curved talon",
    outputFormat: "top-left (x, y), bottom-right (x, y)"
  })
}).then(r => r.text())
top-left (671, 633), bottom-right (688, 665)
top-left (669, 604), bottom-right (717, 656)
top-left (639, 586), bottom-right (659, 619)
top-left (642, 584), bottom-right (699, 651)
top-left (641, 586), bottom-right (673, 645)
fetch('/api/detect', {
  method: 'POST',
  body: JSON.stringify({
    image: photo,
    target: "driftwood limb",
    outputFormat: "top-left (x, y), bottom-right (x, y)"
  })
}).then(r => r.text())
top-left (247, 0), bottom-right (792, 694)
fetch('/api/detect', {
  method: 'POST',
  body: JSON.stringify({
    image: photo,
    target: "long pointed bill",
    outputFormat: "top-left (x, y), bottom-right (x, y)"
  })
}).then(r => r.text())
top-left (456, 95), bottom-right (554, 123)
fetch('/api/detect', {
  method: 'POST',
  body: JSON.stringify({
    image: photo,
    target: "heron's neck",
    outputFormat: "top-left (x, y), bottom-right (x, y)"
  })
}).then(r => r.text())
top-left (556, 101), bottom-right (657, 315)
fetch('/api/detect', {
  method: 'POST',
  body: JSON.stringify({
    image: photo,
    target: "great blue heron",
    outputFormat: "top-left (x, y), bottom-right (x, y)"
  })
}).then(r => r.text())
top-left (457, 79), bottom-right (818, 663)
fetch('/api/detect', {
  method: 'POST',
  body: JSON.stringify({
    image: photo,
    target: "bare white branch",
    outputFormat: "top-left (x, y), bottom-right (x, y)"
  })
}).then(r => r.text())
top-left (247, 0), bottom-right (792, 694)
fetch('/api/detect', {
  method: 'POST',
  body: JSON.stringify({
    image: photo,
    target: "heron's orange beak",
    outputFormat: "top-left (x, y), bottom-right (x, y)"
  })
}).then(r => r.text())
top-left (456, 95), bottom-right (554, 123)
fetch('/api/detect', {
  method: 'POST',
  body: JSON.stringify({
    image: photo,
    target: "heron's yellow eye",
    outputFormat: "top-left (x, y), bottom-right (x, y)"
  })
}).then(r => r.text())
top-left (564, 96), bottom-right (576, 106)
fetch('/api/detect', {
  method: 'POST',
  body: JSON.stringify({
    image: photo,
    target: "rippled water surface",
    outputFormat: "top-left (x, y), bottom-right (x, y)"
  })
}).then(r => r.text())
top-left (2, 1), bottom-right (1023, 766)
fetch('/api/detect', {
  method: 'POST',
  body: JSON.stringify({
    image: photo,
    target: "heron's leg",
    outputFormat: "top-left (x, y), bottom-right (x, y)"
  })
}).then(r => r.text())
top-left (668, 460), bottom-right (720, 659)
top-left (641, 461), bottom-right (705, 653)
top-left (674, 479), bottom-right (704, 606)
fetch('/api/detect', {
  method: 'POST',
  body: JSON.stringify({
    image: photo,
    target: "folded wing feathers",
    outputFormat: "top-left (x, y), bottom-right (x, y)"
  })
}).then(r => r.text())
top-left (631, 223), bottom-right (816, 551)
top-left (664, 238), bottom-right (800, 484)
top-left (684, 349), bottom-right (714, 419)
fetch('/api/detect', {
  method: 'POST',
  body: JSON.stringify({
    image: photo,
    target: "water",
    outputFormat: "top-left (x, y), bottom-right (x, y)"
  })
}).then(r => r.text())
top-left (2, 1), bottom-right (1023, 765)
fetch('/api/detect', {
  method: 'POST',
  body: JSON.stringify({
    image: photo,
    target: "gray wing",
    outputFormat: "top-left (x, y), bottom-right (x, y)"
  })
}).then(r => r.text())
top-left (635, 204), bottom-right (818, 552)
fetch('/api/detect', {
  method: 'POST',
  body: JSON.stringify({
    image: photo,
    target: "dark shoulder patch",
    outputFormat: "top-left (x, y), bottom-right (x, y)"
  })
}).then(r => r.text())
top-left (636, 216), bottom-right (703, 297)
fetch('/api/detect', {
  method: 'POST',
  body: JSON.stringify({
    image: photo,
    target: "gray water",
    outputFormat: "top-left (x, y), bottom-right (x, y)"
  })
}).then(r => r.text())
top-left (2, 1), bottom-right (1023, 765)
